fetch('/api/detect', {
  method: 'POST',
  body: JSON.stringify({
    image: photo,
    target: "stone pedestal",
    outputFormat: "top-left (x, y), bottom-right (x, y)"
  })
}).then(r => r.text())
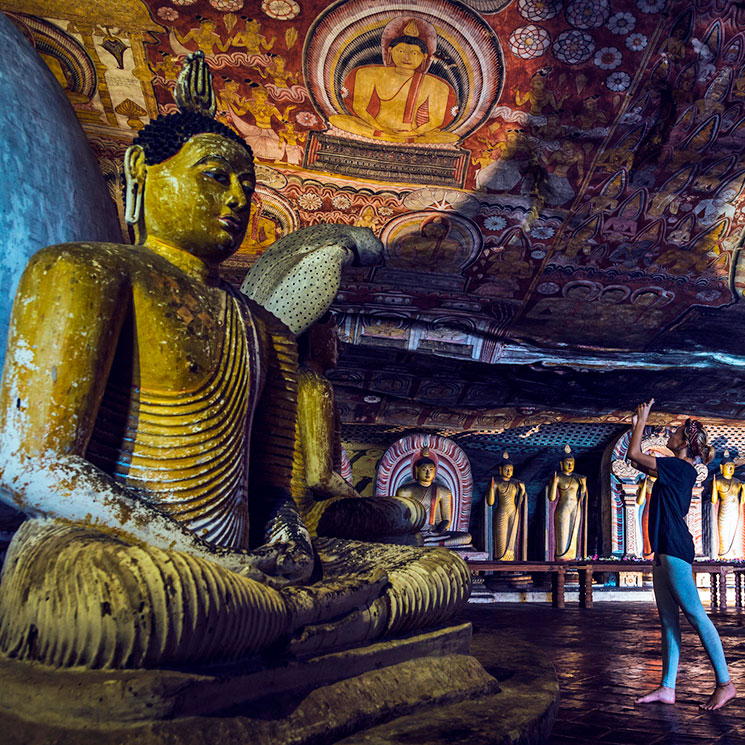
top-left (0, 624), bottom-right (499, 745)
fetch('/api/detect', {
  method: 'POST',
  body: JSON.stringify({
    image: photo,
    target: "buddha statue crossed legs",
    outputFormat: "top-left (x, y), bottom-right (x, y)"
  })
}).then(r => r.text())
top-left (0, 54), bottom-right (469, 669)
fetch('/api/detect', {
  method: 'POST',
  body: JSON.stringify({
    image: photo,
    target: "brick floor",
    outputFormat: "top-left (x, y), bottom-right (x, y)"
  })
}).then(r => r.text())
top-left (464, 603), bottom-right (745, 745)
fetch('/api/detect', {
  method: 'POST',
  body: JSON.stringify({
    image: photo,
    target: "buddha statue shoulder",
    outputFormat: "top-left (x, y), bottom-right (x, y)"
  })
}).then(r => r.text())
top-left (0, 53), bottom-right (469, 670)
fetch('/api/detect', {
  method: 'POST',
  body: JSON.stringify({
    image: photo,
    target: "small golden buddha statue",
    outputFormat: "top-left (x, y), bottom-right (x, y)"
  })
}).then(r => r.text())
top-left (487, 452), bottom-right (527, 561)
top-left (0, 53), bottom-right (470, 670)
top-left (328, 16), bottom-right (458, 144)
top-left (711, 451), bottom-right (744, 559)
top-left (548, 445), bottom-right (588, 561)
top-left (395, 448), bottom-right (472, 547)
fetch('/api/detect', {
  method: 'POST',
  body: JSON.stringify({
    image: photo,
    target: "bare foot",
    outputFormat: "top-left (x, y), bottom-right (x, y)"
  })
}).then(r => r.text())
top-left (701, 681), bottom-right (736, 711)
top-left (636, 686), bottom-right (675, 705)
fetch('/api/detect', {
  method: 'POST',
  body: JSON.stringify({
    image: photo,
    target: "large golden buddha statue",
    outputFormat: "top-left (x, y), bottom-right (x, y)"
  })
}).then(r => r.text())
top-left (487, 452), bottom-right (527, 561)
top-left (548, 446), bottom-right (588, 561)
top-left (711, 451), bottom-right (744, 559)
top-left (0, 54), bottom-right (469, 670)
top-left (329, 16), bottom-right (459, 144)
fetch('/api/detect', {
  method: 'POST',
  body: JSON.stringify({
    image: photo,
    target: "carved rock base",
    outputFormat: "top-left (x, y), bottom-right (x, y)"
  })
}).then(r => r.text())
top-left (342, 628), bottom-right (560, 745)
top-left (0, 623), bottom-right (500, 744)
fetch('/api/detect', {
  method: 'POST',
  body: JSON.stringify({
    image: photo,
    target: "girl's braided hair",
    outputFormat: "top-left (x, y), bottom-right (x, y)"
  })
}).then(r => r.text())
top-left (682, 418), bottom-right (714, 464)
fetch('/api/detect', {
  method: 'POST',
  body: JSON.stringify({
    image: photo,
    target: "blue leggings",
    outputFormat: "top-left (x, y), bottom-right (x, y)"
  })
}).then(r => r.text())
top-left (653, 554), bottom-right (730, 688)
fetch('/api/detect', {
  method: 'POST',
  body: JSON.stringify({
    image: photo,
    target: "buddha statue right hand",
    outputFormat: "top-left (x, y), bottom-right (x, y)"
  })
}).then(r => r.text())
top-left (231, 538), bottom-right (314, 588)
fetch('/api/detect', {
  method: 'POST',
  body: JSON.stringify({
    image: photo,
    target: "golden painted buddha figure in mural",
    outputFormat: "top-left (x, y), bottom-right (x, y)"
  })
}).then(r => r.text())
top-left (329, 16), bottom-right (458, 144)
top-left (0, 54), bottom-right (469, 670)
top-left (487, 452), bottom-right (527, 561)
top-left (548, 446), bottom-right (588, 561)
top-left (396, 447), bottom-right (472, 547)
top-left (711, 451), bottom-right (745, 559)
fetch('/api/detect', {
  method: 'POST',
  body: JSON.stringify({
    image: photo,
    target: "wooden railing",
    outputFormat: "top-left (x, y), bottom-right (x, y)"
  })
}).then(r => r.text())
top-left (464, 559), bottom-right (745, 610)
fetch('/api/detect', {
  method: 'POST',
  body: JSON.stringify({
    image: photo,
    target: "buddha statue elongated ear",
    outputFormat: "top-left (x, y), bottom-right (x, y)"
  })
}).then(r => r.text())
top-left (123, 144), bottom-right (147, 228)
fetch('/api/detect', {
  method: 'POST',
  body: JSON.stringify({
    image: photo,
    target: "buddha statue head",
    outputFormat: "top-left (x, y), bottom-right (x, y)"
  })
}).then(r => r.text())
top-left (498, 451), bottom-right (513, 480)
top-left (124, 52), bottom-right (255, 267)
top-left (560, 444), bottom-right (575, 474)
top-left (413, 447), bottom-right (437, 487)
top-left (381, 16), bottom-right (437, 74)
top-left (721, 450), bottom-right (736, 480)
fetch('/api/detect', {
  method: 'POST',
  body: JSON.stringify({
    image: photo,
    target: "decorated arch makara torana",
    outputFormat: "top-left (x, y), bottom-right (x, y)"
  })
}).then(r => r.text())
top-left (609, 429), bottom-right (708, 559)
top-left (375, 433), bottom-right (473, 532)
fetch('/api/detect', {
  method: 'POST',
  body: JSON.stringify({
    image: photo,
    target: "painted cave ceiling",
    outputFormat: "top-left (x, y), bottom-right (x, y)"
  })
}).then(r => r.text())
top-left (5, 0), bottom-right (745, 428)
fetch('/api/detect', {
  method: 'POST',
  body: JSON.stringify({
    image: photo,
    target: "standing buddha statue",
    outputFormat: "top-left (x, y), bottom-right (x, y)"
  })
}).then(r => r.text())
top-left (487, 451), bottom-right (527, 561)
top-left (548, 445), bottom-right (588, 561)
top-left (711, 451), bottom-right (745, 559)
top-left (636, 474), bottom-right (656, 559)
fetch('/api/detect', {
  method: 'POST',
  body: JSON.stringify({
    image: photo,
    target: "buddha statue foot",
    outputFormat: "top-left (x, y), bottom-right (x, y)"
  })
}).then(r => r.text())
top-left (422, 531), bottom-right (473, 548)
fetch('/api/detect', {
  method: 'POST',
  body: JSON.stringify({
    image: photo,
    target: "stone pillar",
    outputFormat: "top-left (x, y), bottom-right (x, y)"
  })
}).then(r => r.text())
top-left (0, 13), bottom-right (120, 373)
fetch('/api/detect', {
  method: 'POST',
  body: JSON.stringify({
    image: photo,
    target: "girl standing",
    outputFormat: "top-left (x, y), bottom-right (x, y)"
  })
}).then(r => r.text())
top-left (629, 399), bottom-right (736, 710)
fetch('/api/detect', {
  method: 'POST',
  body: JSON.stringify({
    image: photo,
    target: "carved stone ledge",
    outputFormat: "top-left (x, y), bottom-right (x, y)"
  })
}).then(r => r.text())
top-left (0, 624), bottom-right (498, 743)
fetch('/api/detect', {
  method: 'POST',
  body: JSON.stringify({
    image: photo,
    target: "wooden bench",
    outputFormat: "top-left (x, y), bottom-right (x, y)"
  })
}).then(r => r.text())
top-left (465, 559), bottom-right (745, 610)
top-left (464, 560), bottom-right (592, 609)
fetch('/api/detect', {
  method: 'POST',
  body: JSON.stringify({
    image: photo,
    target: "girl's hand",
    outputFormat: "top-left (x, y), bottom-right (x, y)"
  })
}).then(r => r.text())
top-left (634, 399), bottom-right (655, 424)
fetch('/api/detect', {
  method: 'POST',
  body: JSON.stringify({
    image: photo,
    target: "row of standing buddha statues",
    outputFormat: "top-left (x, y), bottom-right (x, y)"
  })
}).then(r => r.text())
top-left (387, 445), bottom-right (588, 562)
top-left (394, 445), bottom-right (745, 564)
top-left (487, 447), bottom-right (588, 562)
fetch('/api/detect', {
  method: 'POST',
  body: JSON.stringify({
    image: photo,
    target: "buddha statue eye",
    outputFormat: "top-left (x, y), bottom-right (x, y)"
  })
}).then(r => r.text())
top-left (205, 169), bottom-right (230, 185)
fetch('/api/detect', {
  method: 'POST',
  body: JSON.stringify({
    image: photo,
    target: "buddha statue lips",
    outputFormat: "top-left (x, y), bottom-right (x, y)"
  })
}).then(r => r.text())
top-left (329, 16), bottom-right (459, 144)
